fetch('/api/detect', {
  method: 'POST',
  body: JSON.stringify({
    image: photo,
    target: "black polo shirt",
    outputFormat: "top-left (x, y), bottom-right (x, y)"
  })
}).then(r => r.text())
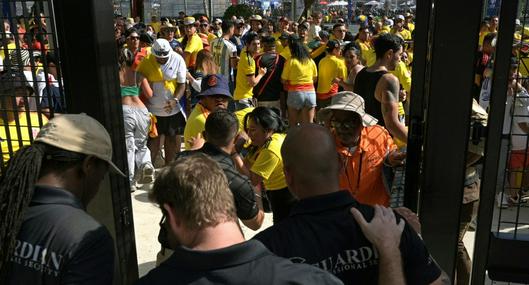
top-left (7, 185), bottom-right (114, 285)
top-left (178, 143), bottom-right (259, 220)
top-left (136, 239), bottom-right (343, 284)
top-left (254, 190), bottom-right (442, 285)
top-left (253, 52), bottom-right (285, 102)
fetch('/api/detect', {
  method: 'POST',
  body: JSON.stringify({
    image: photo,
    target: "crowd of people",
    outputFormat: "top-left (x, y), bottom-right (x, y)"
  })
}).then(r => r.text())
top-left (0, 6), bottom-right (522, 285)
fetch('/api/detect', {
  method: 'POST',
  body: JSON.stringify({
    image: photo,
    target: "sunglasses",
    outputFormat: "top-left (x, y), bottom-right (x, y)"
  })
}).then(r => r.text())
top-left (154, 49), bottom-right (170, 57)
top-left (200, 23), bottom-right (209, 27)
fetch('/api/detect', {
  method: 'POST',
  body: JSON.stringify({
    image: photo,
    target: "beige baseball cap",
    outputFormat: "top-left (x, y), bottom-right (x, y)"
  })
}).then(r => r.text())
top-left (35, 113), bottom-right (126, 177)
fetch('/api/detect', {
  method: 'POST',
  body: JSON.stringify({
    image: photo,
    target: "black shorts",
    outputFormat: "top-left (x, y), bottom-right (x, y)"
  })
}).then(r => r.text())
top-left (155, 112), bottom-right (186, 136)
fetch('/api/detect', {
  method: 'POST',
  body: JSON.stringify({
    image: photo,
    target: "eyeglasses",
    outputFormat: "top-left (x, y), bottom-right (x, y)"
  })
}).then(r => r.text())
top-left (154, 49), bottom-right (170, 57)
top-left (330, 119), bottom-right (360, 130)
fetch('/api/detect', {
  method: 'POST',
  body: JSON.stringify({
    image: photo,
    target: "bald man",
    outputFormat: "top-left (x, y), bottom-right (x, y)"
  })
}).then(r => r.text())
top-left (253, 124), bottom-right (449, 285)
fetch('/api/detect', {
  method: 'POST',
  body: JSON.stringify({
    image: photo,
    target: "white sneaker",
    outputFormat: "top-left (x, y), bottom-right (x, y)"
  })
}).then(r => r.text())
top-left (141, 163), bottom-right (155, 184)
top-left (496, 193), bottom-right (511, 208)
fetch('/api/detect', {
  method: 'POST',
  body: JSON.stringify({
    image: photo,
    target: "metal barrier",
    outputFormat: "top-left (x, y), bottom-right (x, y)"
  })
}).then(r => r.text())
top-left (0, 0), bottom-right (65, 169)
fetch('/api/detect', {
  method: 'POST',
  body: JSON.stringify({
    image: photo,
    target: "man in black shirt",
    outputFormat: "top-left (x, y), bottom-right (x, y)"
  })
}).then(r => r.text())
top-left (253, 124), bottom-right (450, 285)
top-left (254, 36), bottom-right (286, 114)
top-left (1, 113), bottom-right (124, 284)
top-left (353, 33), bottom-right (408, 142)
top-left (179, 109), bottom-right (264, 230)
top-left (138, 154), bottom-right (343, 284)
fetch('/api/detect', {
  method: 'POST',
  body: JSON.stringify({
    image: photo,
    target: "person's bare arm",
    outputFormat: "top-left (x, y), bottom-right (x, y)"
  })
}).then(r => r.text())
top-left (351, 205), bottom-right (406, 285)
top-left (247, 67), bottom-right (267, 87)
top-left (378, 74), bottom-right (408, 142)
top-left (429, 271), bottom-right (451, 285)
top-left (241, 209), bottom-right (265, 230)
top-left (139, 77), bottom-right (153, 99)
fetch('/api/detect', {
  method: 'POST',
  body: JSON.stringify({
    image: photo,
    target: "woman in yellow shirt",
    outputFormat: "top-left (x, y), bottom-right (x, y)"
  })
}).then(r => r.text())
top-left (241, 107), bottom-right (295, 224)
top-left (281, 37), bottom-right (318, 126)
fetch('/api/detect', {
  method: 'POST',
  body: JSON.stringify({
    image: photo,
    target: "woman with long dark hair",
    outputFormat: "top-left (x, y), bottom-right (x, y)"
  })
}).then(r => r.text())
top-left (240, 107), bottom-right (296, 224)
top-left (119, 48), bottom-right (154, 191)
top-left (281, 36), bottom-right (318, 126)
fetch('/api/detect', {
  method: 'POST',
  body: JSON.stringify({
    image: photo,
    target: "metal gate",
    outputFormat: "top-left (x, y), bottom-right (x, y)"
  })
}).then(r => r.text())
top-left (405, 0), bottom-right (529, 284)
top-left (1, 0), bottom-right (138, 284)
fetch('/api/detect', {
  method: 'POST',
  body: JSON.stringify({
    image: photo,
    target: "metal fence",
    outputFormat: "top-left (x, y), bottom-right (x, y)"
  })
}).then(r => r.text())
top-left (0, 0), bottom-right (66, 170)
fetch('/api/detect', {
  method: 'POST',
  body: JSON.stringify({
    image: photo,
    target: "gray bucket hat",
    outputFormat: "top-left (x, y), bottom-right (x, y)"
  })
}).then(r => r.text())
top-left (318, 91), bottom-right (378, 127)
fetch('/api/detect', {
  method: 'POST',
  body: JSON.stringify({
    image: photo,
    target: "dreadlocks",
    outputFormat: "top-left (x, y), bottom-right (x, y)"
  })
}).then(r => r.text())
top-left (0, 143), bottom-right (44, 279)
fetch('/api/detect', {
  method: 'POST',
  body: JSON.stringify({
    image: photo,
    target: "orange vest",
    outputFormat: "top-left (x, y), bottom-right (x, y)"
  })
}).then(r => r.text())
top-left (336, 125), bottom-right (396, 206)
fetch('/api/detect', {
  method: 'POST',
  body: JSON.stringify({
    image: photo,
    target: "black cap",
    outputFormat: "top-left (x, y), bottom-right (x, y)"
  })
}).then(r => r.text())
top-left (279, 32), bottom-right (290, 40)
top-left (139, 32), bottom-right (154, 45)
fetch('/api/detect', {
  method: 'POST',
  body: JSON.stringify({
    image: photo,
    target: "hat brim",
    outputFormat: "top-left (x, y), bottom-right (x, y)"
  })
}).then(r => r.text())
top-left (318, 105), bottom-right (378, 127)
top-left (107, 160), bottom-right (127, 177)
top-left (197, 87), bottom-right (233, 98)
top-left (153, 52), bottom-right (170, 59)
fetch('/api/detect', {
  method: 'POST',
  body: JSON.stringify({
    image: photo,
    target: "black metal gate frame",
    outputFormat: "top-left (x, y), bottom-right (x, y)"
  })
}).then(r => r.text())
top-left (405, 0), bottom-right (483, 281)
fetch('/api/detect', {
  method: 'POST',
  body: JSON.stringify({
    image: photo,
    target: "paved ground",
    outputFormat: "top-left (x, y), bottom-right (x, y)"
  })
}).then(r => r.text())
top-left (131, 181), bottom-right (529, 283)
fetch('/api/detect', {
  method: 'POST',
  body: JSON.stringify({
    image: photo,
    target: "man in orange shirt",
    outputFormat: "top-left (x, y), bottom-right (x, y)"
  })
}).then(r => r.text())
top-left (319, 91), bottom-right (405, 206)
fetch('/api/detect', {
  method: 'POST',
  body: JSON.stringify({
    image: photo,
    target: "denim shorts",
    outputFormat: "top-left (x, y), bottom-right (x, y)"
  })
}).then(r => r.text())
top-left (287, 90), bottom-right (316, 110)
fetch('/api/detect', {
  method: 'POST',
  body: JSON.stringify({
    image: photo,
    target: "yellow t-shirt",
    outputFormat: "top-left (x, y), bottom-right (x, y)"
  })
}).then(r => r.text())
top-left (183, 103), bottom-right (209, 150)
top-left (183, 33), bottom-right (204, 68)
top-left (356, 40), bottom-right (376, 67)
top-left (393, 28), bottom-right (412, 41)
top-left (281, 58), bottom-right (317, 86)
top-left (406, 23), bottom-right (415, 33)
top-left (1, 112), bottom-right (48, 164)
top-left (234, 51), bottom-right (256, 100)
top-left (234, 107), bottom-right (255, 133)
top-left (390, 61), bottom-right (411, 118)
top-left (151, 22), bottom-right (161, 34)
top-left (317, 55), bottom-right (348, 95)
top-left (478, 31), bottom-right (489, 47)
top-left (207, 33), bottom-right (217, 44)
top-left (279, 46), bottom-right (291, 61)
top-left (250, 133), bottom-right (287, 190)
top-left (310, 44), bottom-right (327, 59)
top-left (0, 42), bottom-right (16, 60)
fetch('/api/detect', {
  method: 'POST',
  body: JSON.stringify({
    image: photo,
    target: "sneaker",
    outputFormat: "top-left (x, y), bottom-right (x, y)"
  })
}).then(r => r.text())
top-left (496, 193), bottom-right (511, 209)
top-left (141, 163), bottom-right (155, 184)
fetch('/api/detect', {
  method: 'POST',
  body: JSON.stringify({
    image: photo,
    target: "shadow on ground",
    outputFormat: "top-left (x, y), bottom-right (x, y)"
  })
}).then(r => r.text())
top-left (138, 261), bottom-right (156, 277)
top-left (134, 192), bottom-right (150, 203)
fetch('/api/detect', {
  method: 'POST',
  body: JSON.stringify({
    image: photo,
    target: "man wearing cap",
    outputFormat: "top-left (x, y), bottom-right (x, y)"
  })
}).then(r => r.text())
top-left (249, 15), bottom-right (264, 34)
top-left (316, 40), bottom-right (347, 109)
top-left (253, 122), bottom-right (448, 285)
top-left (137, 38), bottom-right (187, 165)
top-left (253, 36), bottom-right (286, 112)
top-left (391, 15), bottom-right (411, 41)
top-left (198, 19), bottom-right (216, 51)
top-left (211, 20), bottom-right (238, 91)
top-left (181, 16), bottom-right (204, 69)
top-left (233, 32), bottom-right (267, 111)
top-left (211, 18), bottom-right (223, 38)
top-left (160, 23), bottom-right (182, 53)
top-left (183, 74), bottom-right (232, 150)
top-left (276, 32), bottom-right (290, 54)
top-left (279, 17), bottom-right (292, 36)
top-left (0, 71), bottom-right (48, 166)
top-left (230, 19), bottom-right (246, 56)
top-left (2, 113), bottom-right (125, 284)
top-left (317, 91), bottom-right (404, 206)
